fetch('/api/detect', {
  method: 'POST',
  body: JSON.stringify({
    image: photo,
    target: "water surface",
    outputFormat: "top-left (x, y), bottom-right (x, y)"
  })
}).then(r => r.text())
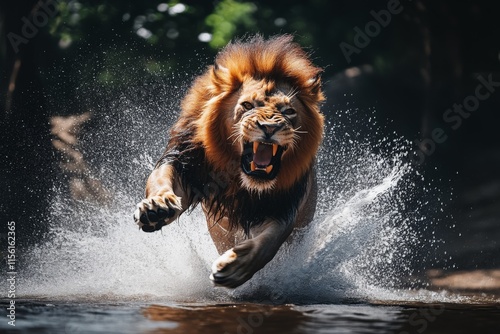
top-left (2, 297), bottom-right (499, 333)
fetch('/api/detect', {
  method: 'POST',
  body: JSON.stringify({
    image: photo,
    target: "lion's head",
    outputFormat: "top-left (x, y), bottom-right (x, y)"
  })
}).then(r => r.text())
top-left (185, 35), bottom-right (324, 193)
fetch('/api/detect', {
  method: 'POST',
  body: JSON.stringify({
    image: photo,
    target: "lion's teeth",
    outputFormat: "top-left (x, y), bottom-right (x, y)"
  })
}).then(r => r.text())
top-left (265, 165), bottom-right (273, 174)
top-left (272, 144), bottom-right (278, 156)
top-left (250, 161), bottom-right (256, 172)
top-left (253, 142), bottom-right (259, 154)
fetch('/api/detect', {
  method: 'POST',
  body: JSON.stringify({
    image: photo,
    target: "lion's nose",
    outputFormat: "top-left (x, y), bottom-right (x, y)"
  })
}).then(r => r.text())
top-left (257, 121), bottom-right (284, 138)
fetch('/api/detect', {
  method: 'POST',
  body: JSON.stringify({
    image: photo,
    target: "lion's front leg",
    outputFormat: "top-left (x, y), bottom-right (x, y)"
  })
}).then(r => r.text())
top-left (134, 163), bottom-right (187, 232)
top-left (210, 220), bottom-right (293, 288)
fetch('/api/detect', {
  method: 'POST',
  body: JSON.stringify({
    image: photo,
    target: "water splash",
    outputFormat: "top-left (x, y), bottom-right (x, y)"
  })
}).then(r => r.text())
top-left (14, 71), bottom-right (451, 304)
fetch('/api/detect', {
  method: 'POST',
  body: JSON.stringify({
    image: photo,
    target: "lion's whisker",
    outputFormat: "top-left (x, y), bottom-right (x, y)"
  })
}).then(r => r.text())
top-left (228, 126), bottom-right (242, 142)
top-left (228, 129), bottom-right (243, 145)
top-left (227, 132), bottom-right (239, 140)
top-left (293, 126), bottom-right (308, 134)
top-left (232, 138), bottom-right (242, 146)
top-left (287, 87), bottom-right (299, 99)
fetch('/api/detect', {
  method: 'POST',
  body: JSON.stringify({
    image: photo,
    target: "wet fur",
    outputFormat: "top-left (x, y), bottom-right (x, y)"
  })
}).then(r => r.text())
top-left (137, 34), bottom-right (324, 287)
top-left (158, 35), bottom-right (323, 231)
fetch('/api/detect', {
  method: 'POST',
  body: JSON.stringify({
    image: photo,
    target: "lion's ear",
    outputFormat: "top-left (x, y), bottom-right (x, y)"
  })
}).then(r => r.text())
top-left (307, 74), bottom-right (322, 94)
top-left (213, 63), bottom-right (229, 77)
top-left (211, 62), bottom-right (230, 88)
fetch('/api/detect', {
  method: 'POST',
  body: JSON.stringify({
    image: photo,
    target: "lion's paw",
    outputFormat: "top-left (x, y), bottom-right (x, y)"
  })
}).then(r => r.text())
top-left (211, 249), bottom-right (238, 273)
top-left (209, 242), bottom-right (257, 288)
top-left (134, 192), bottom-right (182, 232)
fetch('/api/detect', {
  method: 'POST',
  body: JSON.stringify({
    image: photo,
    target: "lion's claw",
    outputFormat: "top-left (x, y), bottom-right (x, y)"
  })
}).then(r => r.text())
top-left (158, 208), bottom-right (175, 219)
top-left (134, 193), bottom-right (182, 232)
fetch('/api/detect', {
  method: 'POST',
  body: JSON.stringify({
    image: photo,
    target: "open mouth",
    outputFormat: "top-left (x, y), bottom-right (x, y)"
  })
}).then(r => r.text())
top-left (241, 141), bottom-right (284, 180)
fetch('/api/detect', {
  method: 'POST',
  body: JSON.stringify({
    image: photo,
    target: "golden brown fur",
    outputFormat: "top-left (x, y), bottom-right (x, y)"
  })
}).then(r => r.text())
top-left (187, 35), bottom-right (324, 191)
top-left (134, 35), bottom-right (324, 288)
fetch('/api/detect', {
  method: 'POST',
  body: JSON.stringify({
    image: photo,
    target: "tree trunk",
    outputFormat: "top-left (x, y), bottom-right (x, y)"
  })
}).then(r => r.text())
top-left (0, 1), bottom-right (55, 247)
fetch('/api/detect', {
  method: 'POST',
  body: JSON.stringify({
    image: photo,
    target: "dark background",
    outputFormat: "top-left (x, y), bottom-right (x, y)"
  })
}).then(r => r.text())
top-left (1, 0), bottom-right (499, 275)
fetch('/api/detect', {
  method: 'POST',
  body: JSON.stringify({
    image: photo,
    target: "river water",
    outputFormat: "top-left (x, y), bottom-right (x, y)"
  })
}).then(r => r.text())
top-left (1, 81), bottom-right (499, 333)
top-left (1, 298), bottom-right (500, 333)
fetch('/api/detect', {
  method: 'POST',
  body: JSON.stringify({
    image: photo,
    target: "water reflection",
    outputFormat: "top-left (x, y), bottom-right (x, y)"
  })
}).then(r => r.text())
top-left (140, 302), bottom-right (500, 334)
top-left (142, 303), bottom-right (306, 334)
top-left (1, 299), bottom-right (499, 333)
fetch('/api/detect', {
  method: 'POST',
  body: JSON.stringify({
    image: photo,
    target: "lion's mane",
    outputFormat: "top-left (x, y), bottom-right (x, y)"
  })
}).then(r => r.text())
top-left (158, 35), bottom-right (324, 232)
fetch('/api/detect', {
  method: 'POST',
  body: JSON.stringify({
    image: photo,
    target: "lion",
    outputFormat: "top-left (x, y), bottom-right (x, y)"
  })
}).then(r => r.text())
top-left (134, 35), bottom-right (324, 288)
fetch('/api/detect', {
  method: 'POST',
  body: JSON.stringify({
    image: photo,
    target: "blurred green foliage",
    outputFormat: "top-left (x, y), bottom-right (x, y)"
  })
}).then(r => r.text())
top-left (8, 0), bottom-right (497, 116)
top-left (44, 0), bottom-right (376, 89)
top-left (205, 0), bottom-right (256, 48)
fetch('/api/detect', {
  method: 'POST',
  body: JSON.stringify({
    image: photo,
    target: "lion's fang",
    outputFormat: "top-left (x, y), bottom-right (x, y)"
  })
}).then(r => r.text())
top-left (253, 142), bottom-right (278, 156)
top-left (250, 160), bottom-right (273, 173)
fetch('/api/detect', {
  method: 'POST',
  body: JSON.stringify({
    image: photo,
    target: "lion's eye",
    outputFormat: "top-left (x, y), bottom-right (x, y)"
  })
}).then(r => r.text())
top-left (241, 101), bottom-right (254, 111)
top-left (282, 108), bottom-right (296, 116)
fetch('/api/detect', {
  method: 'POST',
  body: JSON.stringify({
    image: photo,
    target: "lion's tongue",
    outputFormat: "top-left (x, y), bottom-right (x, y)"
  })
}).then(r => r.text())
top-left (254, 143), bottom-right (273, 166)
